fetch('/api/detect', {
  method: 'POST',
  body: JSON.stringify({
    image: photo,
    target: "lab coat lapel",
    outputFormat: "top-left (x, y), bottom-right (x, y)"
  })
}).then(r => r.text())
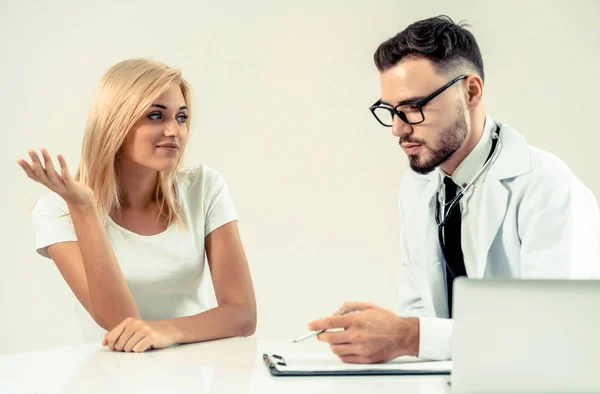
top-left (475, 123), bottom-right (531, 276)
top-left (476, 180), bottom-right (509, 276)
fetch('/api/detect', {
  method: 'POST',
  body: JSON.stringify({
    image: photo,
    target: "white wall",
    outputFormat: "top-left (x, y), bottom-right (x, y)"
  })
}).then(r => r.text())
top-left (1, 0), bottom-right (598, 355)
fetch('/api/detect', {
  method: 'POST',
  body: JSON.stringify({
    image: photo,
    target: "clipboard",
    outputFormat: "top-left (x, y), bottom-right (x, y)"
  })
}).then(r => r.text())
top-left (263, 352), bottom-right (452, 377)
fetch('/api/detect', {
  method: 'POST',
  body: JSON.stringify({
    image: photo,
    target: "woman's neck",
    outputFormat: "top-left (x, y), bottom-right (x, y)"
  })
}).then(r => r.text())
top-left (117, 160), bottom-right (159, 210)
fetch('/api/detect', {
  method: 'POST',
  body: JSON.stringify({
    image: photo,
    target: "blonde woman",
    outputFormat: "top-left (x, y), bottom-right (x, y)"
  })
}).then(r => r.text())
top-left (17, 59), bottom-right (257, 353)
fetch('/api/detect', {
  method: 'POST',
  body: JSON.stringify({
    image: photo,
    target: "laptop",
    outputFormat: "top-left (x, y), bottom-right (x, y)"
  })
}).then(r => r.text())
top-left (451, 278), bottom-right (600, 394)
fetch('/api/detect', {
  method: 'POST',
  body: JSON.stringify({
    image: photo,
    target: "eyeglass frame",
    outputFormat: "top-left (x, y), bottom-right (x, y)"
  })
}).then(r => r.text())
top-left (369, 75), bottom-right (468, 127)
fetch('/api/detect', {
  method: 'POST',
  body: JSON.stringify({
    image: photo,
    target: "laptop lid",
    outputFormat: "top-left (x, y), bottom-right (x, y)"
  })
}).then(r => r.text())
top-left (451, 278), bottom-right (600, 394)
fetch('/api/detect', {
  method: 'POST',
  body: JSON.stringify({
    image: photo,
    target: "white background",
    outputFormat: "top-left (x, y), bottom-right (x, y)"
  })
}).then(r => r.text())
top-left (1, 0), bottom-right (598, 355)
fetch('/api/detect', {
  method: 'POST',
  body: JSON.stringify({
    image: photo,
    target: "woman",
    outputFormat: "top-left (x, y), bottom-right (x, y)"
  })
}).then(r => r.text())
top-left (17, 59), bottom-right (256, 353)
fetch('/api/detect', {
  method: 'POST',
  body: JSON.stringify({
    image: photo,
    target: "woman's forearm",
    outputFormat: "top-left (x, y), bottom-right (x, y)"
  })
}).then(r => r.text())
top-left (69, 202), bottom-right (140, 329)
top-left (157, 303), bottom-right (257, 344)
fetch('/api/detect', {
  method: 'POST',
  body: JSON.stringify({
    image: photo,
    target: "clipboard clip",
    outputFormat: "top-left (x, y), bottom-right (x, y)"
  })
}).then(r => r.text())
top-left (263, 353), bottom-right (287, 369)
top-left (263, 354), bottom-right (275, 369)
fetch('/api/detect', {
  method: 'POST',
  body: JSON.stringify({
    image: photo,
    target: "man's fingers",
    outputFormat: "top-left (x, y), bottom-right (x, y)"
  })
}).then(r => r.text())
top-left (317, 329), bottom-right (353, 345)
top-left (330, 343), bottom-right (361, 357)
top-left (308, 314), bottom-right (355, 331)
top-left (339, 354), bottom-right (372, 364)
top-left (334, 301), bottom-right (376, 316)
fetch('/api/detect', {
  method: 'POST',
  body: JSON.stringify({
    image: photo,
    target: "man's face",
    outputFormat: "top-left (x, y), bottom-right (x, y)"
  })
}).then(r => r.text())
top-left (379, 57), bottom-right (468, 174)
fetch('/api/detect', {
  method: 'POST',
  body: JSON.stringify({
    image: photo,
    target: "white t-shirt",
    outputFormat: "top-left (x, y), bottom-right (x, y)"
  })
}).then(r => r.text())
top-left (31, 165), bottom-right (238, 341)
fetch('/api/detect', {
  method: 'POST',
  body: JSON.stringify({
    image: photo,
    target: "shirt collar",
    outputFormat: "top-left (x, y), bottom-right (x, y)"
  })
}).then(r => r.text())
top-left (440, 115), bottom-right (496, 188)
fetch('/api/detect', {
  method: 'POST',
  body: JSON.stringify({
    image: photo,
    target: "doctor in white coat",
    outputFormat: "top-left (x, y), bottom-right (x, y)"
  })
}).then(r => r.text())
top-left (308, 15), bottom-right (600, 362)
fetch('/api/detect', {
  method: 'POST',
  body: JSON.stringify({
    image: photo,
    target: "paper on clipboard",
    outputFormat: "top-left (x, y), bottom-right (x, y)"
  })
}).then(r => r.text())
top-left (263, 351), bottom-right (451, 376)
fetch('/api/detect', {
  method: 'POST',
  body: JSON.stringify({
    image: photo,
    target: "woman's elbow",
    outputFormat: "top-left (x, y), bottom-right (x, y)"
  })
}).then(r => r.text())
top-left (238, 307), bottom-right (257, 337)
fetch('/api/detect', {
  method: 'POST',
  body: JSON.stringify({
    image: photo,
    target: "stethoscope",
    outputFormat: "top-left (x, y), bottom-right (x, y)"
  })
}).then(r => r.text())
top-left (435, 123), bottom-right (502, 278)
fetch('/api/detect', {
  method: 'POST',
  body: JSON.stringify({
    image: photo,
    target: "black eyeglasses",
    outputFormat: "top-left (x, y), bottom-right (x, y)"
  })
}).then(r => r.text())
top-left (369, 75), bottom-right (467, 127)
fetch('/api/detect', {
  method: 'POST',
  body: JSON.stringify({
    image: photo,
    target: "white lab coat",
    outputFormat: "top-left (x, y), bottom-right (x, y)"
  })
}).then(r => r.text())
top-left (396, 121), bottom-right (600, 360)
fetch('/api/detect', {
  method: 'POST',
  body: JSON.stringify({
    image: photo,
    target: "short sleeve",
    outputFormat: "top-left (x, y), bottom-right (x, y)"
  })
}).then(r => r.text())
top-left (202, 170), bottom-right (239, 236)
top-left (31, 193), bottom-right (78, 258)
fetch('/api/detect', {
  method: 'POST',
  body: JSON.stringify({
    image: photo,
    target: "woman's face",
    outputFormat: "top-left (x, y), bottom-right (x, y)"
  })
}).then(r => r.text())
top-left (121, 83), bottom-right (189, 173)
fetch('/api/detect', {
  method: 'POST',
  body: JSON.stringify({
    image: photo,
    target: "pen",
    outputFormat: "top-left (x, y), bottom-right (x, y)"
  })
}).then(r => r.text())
top-left (293, 310), bottom-right (359, 343)
top-left (292, 328), bottom-right (326, 343)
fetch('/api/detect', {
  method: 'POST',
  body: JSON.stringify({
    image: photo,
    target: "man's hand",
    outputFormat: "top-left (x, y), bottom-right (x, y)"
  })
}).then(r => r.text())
top-left (308, 301), bottom-right (419, 364)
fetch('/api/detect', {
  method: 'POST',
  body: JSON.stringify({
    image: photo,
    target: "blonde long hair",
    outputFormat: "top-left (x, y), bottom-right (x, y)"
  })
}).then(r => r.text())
top-left (77, 59), bottom-right (192, 224)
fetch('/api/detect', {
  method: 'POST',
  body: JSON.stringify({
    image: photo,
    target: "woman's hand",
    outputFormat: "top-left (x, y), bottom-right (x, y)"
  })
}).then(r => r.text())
top-left (102, 317), bottom-right (180, 353)
top-left (17, 149), bottom-right (94, 207)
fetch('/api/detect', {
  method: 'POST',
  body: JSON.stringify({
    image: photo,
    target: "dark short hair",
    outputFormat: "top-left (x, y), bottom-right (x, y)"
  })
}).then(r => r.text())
top-left (374, 15), bottom-right (484, 82)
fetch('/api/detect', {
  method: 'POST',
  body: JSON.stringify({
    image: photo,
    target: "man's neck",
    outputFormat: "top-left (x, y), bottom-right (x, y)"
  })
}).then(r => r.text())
top-left (440, 109), bottom-right (487, 176)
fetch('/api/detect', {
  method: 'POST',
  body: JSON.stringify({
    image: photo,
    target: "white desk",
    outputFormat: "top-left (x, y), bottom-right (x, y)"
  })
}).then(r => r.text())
top-left (0, 337), bottom-right (451, 394)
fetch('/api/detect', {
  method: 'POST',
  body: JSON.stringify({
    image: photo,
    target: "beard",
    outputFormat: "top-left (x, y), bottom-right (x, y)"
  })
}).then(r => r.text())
top-left (405, 108), bottom-right (468, 175)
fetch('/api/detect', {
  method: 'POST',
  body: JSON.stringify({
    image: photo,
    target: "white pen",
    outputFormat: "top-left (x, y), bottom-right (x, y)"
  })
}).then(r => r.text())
top-left (292, 328), bottom-right (326, 343)
top-left (293, 310), bottom-right (359, 343)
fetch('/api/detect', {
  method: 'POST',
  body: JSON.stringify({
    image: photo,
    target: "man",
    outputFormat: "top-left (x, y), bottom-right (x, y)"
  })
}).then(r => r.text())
top-left (308, 15), bottom-right (599, 362)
